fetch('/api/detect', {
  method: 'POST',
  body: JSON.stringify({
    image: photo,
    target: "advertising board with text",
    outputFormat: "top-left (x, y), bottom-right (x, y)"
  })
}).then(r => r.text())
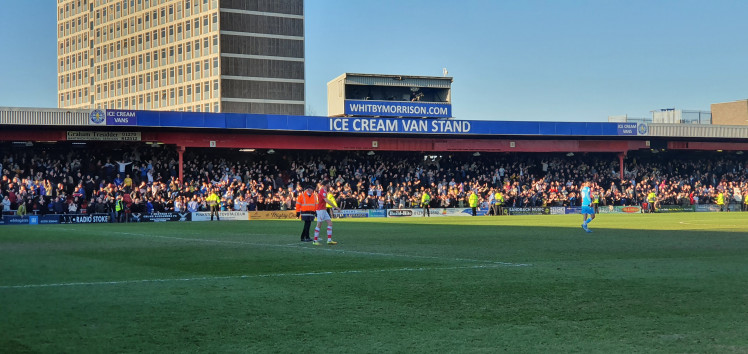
top-left (192, 211), bottom-right (250, 221)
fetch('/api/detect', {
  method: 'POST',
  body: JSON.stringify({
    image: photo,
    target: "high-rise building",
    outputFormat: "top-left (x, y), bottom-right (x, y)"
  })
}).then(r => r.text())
top-left (57, 0), bottom-right (304, 115)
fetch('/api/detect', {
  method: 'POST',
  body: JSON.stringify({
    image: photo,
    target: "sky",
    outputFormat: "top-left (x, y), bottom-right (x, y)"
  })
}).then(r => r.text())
top-left (1, 0), bottom-right (747, 122)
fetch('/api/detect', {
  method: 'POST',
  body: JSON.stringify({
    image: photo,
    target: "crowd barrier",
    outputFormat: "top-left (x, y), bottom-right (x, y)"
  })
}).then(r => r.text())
top-left (1, 204), bottom-right (744, 225)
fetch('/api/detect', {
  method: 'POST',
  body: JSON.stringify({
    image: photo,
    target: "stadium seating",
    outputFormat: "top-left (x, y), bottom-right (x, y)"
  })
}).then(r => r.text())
top-left (1, 146), bottom-right (746, 215)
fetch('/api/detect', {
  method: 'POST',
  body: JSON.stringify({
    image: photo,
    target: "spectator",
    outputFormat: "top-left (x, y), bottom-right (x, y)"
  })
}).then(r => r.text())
top-left (17, 199), bottom-right (27, 216)
top-left (1, 196), bottom-right (10, 214)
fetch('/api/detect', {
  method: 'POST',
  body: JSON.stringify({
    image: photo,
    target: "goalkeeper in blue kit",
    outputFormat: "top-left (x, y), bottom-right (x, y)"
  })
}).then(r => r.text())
top-left (581, 181), bottom-right (595, 233)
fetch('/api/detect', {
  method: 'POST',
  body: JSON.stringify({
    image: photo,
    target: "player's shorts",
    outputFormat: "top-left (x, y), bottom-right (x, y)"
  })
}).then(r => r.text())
top-left (581, 206), bottom-right (595, 215)
top-left (316, 209), bottom-right (331, 222)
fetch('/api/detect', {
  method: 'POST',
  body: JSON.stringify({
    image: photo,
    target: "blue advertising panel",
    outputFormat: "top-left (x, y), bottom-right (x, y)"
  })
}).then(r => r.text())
top-left (59, 214), bottom-right (112, 224)
top-left (343, 100), bottom-right (452, 118)
top-left (2, 216), bottom-right (30, 225)
top-left (367, 209), bottom-right (387, 218)
top-left (336, 209), bottom-right (369, 218)
top-left (40, 215), bottom-right (61, 224)
top-left (112, 110), bottom-right (647, 137)
top-left (106, 110), bottom-right (138, 126)
top-left (0, 215), bottom-right (62, 225)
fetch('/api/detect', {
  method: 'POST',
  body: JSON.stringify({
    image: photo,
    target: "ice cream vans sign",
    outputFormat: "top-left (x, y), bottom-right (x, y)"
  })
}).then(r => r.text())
top-left (106, 109), bottom-right (138, 125)
top-left (617, 123), bottom-right (638, 136)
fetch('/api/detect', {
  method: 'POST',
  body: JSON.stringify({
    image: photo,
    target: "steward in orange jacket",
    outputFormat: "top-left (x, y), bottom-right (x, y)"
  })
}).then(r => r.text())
top-left (295, 185), bottom-right (317, 242)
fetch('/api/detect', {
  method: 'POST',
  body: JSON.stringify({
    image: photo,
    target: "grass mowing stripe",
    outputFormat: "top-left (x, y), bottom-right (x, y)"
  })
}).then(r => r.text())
top-left (0, 264), bottom-right (506, 289)
top-left (108, 230), bottom-right (533, 267)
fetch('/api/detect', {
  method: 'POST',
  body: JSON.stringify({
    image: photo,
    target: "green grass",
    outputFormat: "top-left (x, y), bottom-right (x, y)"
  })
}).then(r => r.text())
top-left (1, 213), bottom-right (747, 353)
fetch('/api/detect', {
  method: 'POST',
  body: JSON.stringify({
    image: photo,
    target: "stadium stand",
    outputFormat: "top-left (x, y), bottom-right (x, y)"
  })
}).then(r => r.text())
top-left (1, 144), bottom-right (746, 218)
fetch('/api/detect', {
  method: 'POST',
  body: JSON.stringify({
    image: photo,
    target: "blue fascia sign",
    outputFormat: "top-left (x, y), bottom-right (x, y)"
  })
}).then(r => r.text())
top-left (106, 109), bottom-right (138, 126)
top-left (91, 109), bottom-right (648, 137)
top-left (344, 99), bottom-right (452, 118)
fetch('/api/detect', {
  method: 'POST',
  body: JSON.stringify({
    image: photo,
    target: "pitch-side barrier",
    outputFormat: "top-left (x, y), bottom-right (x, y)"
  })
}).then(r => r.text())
top-left (1, 205), bottom-right (743, 225)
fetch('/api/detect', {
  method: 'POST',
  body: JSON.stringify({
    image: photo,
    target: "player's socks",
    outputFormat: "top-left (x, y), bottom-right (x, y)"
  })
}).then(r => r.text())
top-left (314, 228), bottom-right (320, 241)
top-left (327, 226), bottom-right (332, 239)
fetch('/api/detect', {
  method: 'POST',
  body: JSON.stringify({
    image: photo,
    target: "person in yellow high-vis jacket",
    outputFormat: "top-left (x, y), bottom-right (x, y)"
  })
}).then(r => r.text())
top-left (206, 188), bottom-right (221, 221)
top-left (593, 190), bottom-right (600, 214)
top-left (494, 191), bottom-right (504, 216)
top-left (468, 191), bottom-right (479, 216)
top-left (646, 190), bottom-right (657, 213)
top-left (716, 191), bottom-right (726, 212)
top-left (421, 189), bottom-right (431, 217)
top-left (326, 191), bottom-right (338, 218)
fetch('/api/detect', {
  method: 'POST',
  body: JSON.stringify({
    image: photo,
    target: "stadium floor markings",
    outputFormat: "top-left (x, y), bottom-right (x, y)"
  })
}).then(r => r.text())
top-left (678, 221), bottom-right (742, 228)
top-left (110, 231), bottom-right (532, 267)
top-left (0, 264), bottom-right (506, 290)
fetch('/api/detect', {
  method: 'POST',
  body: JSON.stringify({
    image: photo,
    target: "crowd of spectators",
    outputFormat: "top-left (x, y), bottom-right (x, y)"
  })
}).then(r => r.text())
top-left (2, 144), bottom-right (748, 219)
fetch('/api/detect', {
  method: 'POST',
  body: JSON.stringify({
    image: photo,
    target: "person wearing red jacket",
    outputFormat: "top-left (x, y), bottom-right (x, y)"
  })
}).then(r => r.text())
top-left (313, 181), bottom-right (340, 245)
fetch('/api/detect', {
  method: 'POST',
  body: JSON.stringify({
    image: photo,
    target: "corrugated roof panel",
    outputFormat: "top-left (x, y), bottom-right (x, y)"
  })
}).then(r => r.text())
top-left (0, 108), bottom-right (90, 126)
top-left (648, 124), bottom-right (748, 138)
top-left (344, 76), bottom-right (452, 88)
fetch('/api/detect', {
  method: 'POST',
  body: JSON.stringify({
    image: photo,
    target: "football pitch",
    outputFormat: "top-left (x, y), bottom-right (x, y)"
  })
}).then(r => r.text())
top-left (1, 214), bottom-right (747, 353)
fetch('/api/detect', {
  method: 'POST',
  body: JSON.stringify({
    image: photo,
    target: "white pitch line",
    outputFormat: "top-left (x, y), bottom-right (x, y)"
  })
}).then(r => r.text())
top-left (678, 221), bottom-right (741, 228)
top-left (111, 231), bottom-right (531, 267)
top-left (1, 264), bottom-right (504, 289)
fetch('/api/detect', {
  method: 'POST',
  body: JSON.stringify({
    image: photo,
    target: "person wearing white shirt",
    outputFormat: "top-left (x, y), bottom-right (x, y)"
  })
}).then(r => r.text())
top-left (234, 196), bottom-right (247, 211)
top-left (116, 160), bottom-right (133, 175)
top-left (187, 198), bottom-right (199, 213)
top-left (1, 196), bottom-right (11, 213)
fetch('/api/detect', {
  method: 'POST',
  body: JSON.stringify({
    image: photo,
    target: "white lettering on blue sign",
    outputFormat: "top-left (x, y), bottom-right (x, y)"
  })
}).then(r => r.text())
top-left (329, 118), bottom-right (471, 134)
top-left (107, 110), bottom-right (136, 117)
top-left (402, 120), bottom-right (428, 132)
top-left (344, 100), bottom-right (451, 118)
top-left (617, 123), bottom-right (638, 136)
